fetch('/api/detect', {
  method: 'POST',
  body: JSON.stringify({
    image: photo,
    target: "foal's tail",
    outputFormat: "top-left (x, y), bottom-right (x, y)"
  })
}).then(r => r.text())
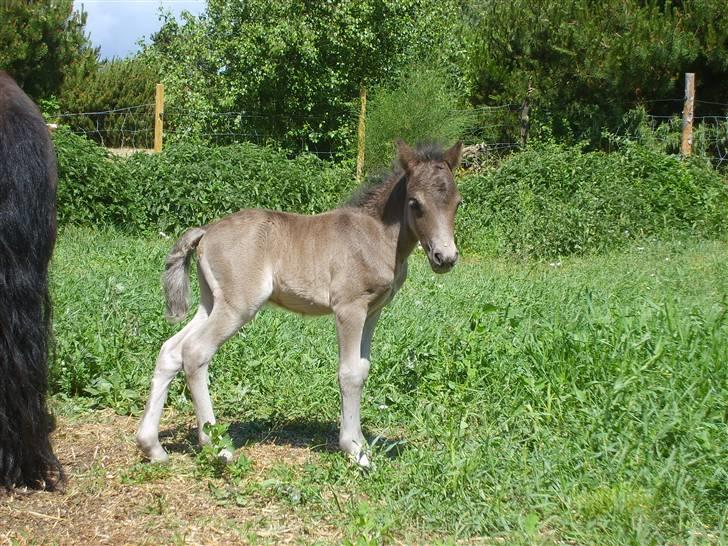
top-left (164, 227), bottom-right (207, 322)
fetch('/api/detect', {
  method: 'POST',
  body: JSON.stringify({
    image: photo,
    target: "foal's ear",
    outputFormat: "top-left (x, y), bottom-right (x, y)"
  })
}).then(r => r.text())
top-left (443, 141), bottom-right (463, 171)
top-left (396, 140), bottom-right (418, 172)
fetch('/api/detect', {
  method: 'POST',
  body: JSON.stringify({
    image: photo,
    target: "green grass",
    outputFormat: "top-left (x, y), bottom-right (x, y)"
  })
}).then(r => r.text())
top-left (51, 226), bottom-right (728, 543)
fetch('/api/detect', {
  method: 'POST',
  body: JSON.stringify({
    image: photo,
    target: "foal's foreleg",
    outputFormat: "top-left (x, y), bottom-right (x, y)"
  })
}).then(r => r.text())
top-left (336, 305), bottom-right (379, 467)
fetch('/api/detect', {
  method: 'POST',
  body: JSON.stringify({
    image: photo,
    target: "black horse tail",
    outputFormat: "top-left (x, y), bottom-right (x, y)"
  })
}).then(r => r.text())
top-left (0, 71), bottom-right (63, 490)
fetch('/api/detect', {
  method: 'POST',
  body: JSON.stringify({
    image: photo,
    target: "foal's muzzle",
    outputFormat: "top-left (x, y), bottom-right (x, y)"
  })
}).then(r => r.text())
top-left (426, 241), bottom-right (458, 274)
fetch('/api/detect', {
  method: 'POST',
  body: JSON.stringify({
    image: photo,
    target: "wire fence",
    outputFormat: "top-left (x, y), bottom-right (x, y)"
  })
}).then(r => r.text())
top-left (52, 97), bottom-right (727, 167)
top-left (56, 104), bottom-right (156, 150)
top-left (52, 101), bottom-right (525, 160)
top-left (640, 99), bottom-right (728, 168)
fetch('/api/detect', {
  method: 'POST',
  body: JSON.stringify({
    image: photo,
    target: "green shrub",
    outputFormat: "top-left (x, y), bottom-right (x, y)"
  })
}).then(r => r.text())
top-left (128, 142), bottom-right (355, 234)
top-left (53, 128), bottom-right (142, 228)
top-left (458, 141), bottom-right (728, 257)
top-left (54, 131), bottom-right (727, 258)
top-left (363, 67), bottom-right (470, 172)
top-left (53, 132), bottom-right (356, 236)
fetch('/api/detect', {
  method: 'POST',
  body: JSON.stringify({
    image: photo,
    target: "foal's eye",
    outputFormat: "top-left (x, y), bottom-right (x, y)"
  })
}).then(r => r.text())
top-left (408, 198), bottom-right (421, 211)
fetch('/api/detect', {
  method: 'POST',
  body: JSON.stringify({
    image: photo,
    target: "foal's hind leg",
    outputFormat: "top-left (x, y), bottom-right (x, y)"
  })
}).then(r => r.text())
top-left (180, 267), bottom-right (272, 459)
top-left (180, 302), bottom-right (247, 461)
top-left (136, 279), bottom-right (213, 462)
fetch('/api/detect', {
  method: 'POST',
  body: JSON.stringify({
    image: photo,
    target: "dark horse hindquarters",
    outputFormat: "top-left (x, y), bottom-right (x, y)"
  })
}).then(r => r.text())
top-left (0, 71), bottom-right (62, 490)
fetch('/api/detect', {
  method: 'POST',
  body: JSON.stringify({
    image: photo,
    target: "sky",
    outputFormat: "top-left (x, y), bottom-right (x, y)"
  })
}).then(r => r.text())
top-left (73, 0), bottom-right (206, 60)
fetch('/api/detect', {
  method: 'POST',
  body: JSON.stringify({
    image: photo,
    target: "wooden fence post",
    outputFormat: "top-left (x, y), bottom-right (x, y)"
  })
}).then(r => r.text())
top-left (154, 83), bottom-right (164, 153)
top-left (356, 85), bottom-right (367, 181)
top-left (520, 82), bottom-right (532, 147)
top-left (681, 73), bottom-right (695, 158)
top-left (520, 98), bottom-right (530, 147)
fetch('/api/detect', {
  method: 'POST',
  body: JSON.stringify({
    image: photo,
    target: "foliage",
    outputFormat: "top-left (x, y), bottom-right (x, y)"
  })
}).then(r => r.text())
top-left (457, 140), bottom-right (728, 257)
top-left (146, 0), bottom-right (467, 155)
top-left (54, 130), bottom-right (727, 257)
top-left (51, 228), bottom-right (728, 543)
top-left (464, 0), bottom-right (728, 143)
top-left (52, 130), bottom-right (356, 235)
top-left (53, 128), bottom-right (134, 229)
top-left (57, 56), bottom-right (160, 148)
top-left (195, 423), bottom-right (251, 481)
top-left (363, 67), bottom-right (470, 172)
top-left (623, 106), bottom-right (728, 170)
top-left (0, 0), bottom-right (97, 100)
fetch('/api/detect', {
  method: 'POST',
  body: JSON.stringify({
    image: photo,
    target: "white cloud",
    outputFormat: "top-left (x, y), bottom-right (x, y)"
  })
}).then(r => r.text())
top-left (74, 0), bottom-right (205, 59)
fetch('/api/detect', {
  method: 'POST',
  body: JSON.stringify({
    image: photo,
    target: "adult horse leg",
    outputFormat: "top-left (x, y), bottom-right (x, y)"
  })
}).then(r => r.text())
top-left (336, 303), bottom-right (378, 467)
top-left (136, 266), bottom-right (214, 462)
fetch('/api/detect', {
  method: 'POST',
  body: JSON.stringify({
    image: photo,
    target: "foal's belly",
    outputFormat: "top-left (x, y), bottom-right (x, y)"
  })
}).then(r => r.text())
top-left (268, 288), bottom-right (332, 316)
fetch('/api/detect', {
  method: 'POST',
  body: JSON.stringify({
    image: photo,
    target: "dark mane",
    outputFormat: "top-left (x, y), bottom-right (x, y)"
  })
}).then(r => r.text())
top-left (343, 143), bottom-right (448, 210)
top-left (0, 71), bottom-right (62, 491)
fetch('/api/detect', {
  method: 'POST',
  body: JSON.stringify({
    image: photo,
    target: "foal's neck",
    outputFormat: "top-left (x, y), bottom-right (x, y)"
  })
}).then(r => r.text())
top-left (365, 174), bottom-right (418, 265)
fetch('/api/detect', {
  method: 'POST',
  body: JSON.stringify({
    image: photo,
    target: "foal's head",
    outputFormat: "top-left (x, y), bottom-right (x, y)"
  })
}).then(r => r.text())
top-left (397, 140), bottom-right (463, 274)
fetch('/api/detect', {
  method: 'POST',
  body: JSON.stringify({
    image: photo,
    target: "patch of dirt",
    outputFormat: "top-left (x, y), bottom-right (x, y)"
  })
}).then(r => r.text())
top-left (0, 409), bottom-right (341, 545)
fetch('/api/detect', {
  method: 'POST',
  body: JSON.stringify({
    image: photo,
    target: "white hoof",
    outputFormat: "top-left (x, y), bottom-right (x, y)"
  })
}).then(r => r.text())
top-left (354, 450), bottom-right (371, 469)
top-left (218, 448), bottom-right (234, 464)
top-left (146, 445), bottom-right (169, 463)
top-left (137, 435), bottom-right (169, 463)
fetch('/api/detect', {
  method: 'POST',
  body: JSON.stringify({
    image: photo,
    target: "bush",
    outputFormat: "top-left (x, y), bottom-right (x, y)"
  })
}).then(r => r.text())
top-left (53, 131), bottom-right (356, 236)
top-left (363, 67), bottom-right (470, 172)
top-left (54, 128), bottom-right (141, 228)
top-left (54, 131), bottom-right (727, 257)
top-left (458, 141), bottom-right (728, 258)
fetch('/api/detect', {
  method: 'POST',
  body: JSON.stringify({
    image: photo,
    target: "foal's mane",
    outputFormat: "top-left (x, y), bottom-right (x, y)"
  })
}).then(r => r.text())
top-left (344, 143), bottom-right (448, 211)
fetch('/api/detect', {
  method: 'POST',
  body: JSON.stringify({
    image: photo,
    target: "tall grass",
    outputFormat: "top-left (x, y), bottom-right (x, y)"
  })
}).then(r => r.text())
top-left (51, 227), bottom-right (727, 543)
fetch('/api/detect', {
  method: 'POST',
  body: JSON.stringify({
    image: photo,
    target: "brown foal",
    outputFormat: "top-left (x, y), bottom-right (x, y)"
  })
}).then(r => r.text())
top-left (137, 140), bottom-right (463, 467)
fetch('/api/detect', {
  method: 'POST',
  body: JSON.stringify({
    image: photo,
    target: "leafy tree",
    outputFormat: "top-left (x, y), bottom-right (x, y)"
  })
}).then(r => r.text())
top-left (464, 0), bottom-right (728, 143)
top-left (58, 55), bottom-right (160, 147)
top-left (0, 0), bottom-right (98, 100)
top-left (147, 0), bottom-right (467, 155)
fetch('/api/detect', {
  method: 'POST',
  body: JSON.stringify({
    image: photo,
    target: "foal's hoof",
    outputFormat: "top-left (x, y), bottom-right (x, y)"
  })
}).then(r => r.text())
top-left (218, 448), bottom-right (234, 464)
top-left (137, 437), bottom-right (170, 463)
top-left (149, 451), bottom-right (169, 464)
top-left (353, 450), bottom-right (371, 469)
top-left (144, 446), bottom-right (169, 464)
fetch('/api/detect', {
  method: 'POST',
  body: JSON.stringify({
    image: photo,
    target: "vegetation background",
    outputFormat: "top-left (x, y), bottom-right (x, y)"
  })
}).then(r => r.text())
top-left (1, 0), bottom-right (727, 543)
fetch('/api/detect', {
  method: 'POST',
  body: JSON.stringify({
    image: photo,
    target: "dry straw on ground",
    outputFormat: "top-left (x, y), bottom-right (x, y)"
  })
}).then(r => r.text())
top-left (0, 409), bottom-right (341, 545)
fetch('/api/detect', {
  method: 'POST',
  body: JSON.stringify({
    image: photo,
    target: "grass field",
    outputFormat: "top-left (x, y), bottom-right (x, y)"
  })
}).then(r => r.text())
top-left (4, 227), bottom-right (727, 544)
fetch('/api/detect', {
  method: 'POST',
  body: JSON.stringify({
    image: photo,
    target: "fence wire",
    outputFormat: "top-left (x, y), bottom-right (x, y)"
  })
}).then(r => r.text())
top-left (642, 113), bottom-right (728, 168)
top-left (53, 99), bottom-right (726, 167)
top-left (57, 104), bottom-right (155, 150)
top-left (53, 101), bottom-right (524, 160)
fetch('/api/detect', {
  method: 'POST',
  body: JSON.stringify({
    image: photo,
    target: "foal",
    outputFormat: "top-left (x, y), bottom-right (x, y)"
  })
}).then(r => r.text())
top-left (137, 140), bottom-right (462, 467)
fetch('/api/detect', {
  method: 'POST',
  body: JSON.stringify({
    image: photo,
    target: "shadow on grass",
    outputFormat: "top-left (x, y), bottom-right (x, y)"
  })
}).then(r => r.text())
top-left (159, 418), bottom-right (408, 460)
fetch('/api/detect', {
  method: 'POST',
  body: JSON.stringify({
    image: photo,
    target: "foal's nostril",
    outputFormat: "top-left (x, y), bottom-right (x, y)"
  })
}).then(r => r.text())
top-left (434, 252), bottom-right (444, 266)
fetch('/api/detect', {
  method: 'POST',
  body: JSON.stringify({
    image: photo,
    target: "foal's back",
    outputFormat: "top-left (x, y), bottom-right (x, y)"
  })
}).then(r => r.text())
top-left (197, 207), bottom-right (398, 316)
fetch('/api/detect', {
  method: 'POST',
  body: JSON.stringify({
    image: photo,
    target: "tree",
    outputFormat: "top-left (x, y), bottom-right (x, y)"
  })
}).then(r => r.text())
top-left (0, 0), bottom-right (98, 100)
top-left (58, 55), bottom-right (160, 148)
top-left (146, 0), bottom-right (466, 155)
top-left (463, 0), bottom-right (728, 143)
